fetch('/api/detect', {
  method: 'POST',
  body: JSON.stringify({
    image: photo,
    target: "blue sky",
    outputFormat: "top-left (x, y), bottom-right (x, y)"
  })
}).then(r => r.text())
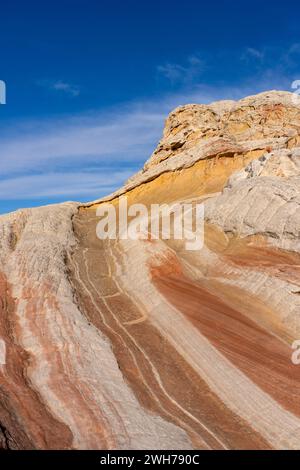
top-left (1, 0), bottom-right (300, 213)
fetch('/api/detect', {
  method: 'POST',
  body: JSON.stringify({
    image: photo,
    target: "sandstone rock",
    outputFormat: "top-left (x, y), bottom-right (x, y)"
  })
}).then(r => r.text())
top-left (205, 148), bottom-right (300, 250)
top-left (87, 91), bottom-right (300, 207)
top-left (145, 90), bottom-right (300, 169)
top-left (1, 91), bottom-right (300, 450)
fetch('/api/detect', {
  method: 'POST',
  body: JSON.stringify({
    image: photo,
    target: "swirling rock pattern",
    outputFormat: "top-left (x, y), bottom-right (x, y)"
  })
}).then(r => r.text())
top-left (1, 91), bottom-right (300, 449)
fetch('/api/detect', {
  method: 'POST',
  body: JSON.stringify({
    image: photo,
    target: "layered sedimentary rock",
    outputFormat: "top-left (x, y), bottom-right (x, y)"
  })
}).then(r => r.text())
top-left (1, 91), bottom-right (300, 449)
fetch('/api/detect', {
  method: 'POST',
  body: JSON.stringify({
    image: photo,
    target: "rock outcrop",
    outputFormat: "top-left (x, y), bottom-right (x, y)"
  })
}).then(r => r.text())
top-left (1, 91), bottom-right (300, 449)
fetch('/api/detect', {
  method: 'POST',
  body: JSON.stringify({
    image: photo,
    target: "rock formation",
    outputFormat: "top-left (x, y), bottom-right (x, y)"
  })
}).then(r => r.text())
top-left (0, 91), bottom-right (300, 449)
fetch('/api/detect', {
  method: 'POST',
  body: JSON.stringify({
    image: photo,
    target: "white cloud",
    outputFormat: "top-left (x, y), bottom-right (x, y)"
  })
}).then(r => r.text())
top-left (157, 55), bottom-right (206, 84)
top-left (241, 47), bottom-right (264, 62)
top-left (0, 108), bottom-right (165, 177)
top-left (0, 170), bottom-right (132, 200)
top-left (0, 101), bottom-right (167, 206)
top-left (37, 79), bottom-right (80, 97)
top-left (51, 80), bottom-right (80, 96)
top-left (157, 63), bottom-right (186, 83)
top-left (282, 43), bottom-right (300, 68)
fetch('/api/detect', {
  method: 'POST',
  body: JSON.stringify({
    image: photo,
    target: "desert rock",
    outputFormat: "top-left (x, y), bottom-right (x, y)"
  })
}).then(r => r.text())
top-left (1, 91), bottom-right (300, 449)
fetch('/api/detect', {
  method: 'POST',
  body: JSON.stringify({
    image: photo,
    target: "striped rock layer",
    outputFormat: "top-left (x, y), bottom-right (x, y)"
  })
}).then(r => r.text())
top-left (0, 91), bottom-right (300, 449)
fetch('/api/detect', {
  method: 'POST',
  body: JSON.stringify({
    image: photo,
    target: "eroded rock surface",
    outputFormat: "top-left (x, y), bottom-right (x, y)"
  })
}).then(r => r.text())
top-left (1, 91), bottom-right (300, 449)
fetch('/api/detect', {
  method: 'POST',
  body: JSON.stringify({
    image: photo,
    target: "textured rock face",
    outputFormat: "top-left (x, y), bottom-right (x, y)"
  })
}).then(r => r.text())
top-left (206, 147), bottom-right (300, 253)
top-left (145, 91), bottom-right (300, 169)
top-left (1, 91), bottom-right (300, 449)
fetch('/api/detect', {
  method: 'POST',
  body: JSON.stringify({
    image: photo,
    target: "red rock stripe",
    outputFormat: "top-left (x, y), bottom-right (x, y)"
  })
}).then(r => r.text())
top-left (153, 271), bottom-right (300, 418)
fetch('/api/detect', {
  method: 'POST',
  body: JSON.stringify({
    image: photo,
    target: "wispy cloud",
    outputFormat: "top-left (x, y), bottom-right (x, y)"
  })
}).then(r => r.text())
top-left (0, 170), bottom-right (132, 200)
top-left (157, 55), bottom-right (206, 85)
top-left (282, 43), bottom-right (300, 68)
top-left (241, 43), bottom-right (300, 76)
top-left (0, 102), bottom-right (166, 206)
top-left (0, 107), bottom-right (165, 177)
top-left (241, 47), bottom-right (265, 62)
top-left (37, 79), bottom-right (80, 97)
top-left (51, 80), bottom-right (80, 96)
